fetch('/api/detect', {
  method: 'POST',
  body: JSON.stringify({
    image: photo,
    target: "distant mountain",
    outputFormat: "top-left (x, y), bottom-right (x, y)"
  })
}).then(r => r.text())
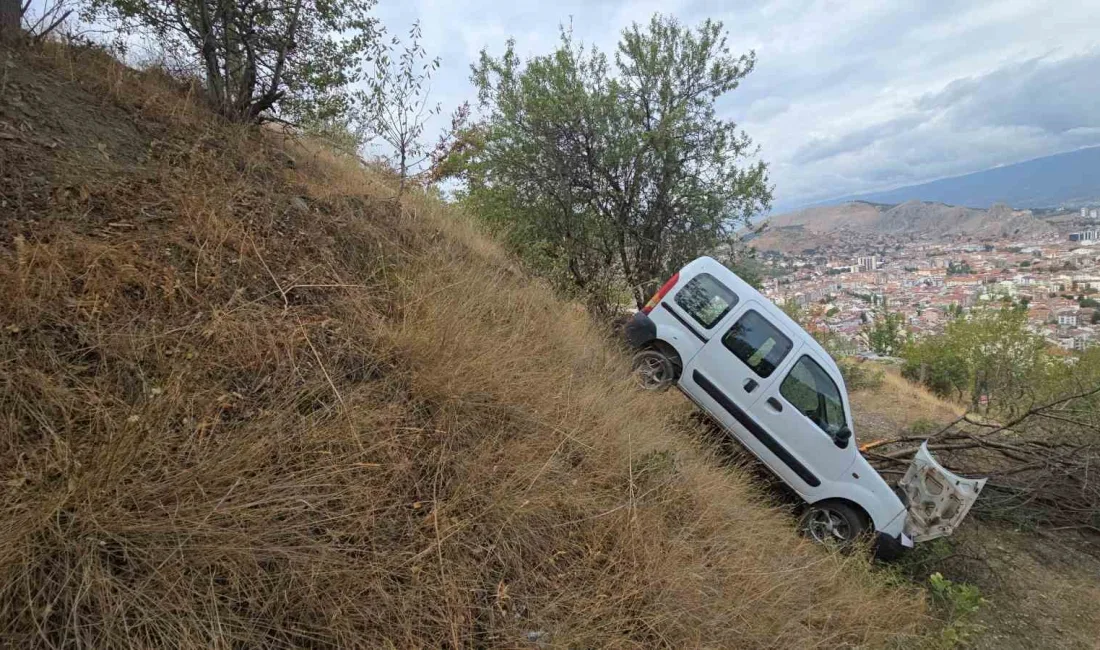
top-left (751, 200), bottom-right (1057, 253)
top-left (808, 146), bottom-right (1100, 210)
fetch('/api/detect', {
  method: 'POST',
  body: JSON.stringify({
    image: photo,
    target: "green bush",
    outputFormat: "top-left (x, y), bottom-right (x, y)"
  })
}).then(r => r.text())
top-left (928, 572), bottom-right (986, 648)
top-left (838, 359), bottom-right (884, 391)
top-left (901, 307), bottom-right (1049, 414)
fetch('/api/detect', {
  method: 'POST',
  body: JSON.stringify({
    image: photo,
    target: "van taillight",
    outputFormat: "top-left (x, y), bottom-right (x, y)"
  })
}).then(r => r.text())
top-left (642, 272), bottom-right (680, 314)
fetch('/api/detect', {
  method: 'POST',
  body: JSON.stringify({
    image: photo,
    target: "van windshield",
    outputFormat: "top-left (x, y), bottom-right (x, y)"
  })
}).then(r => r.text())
top-left (674, 273), bottom-right (738, 328)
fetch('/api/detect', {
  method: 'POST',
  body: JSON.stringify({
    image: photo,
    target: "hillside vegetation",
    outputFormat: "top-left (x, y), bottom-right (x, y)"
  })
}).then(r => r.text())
top-left (0, 44), bottom-right (928, 647)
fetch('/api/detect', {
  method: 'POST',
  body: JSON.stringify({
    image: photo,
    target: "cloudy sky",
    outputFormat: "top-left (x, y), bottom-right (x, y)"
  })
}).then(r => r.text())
top-left (372, 0), bottom-right (1100, 213)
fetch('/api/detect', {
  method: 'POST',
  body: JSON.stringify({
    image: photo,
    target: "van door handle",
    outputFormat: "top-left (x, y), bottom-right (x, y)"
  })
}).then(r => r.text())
top-left (766, 397), bottom-right (783, 412)
top-left (743, 378), bottom-right (758, 393)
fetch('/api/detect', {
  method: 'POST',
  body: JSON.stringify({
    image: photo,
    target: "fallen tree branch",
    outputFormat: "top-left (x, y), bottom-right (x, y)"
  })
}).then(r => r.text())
top-left (863, 384), bottom-right (1100, 533)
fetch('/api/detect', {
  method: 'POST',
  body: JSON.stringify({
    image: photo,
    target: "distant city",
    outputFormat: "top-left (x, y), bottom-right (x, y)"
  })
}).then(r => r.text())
top-left (760, 205), bottom-right (1100, 353)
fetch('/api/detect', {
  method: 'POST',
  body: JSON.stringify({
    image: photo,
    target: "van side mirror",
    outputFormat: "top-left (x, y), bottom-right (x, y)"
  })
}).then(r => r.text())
top-left (834, 426), bottom-right (852, 449)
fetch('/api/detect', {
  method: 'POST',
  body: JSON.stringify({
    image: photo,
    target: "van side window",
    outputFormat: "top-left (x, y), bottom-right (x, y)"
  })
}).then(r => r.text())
top-left (721, 310), bottom-right (792, 378)
top-left (780, 356), bottom-right (847, 436)
top-left (674, 273), bottom-right (738, 328)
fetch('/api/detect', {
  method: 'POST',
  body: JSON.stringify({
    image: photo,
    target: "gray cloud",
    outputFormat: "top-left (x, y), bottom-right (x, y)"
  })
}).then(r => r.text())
top-left (919, 51), bottom-right (1100, 135)
top-left (367, 0), bottom-right (1100, 211)
top-left (767, 50), bottom-right (1100, 209)
top-left (791, 115), bottom-right (927, 165)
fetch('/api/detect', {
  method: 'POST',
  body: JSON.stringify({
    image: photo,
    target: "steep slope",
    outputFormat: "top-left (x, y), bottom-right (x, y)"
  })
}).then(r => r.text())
top-left (818, 146), bottom-right (1100, 210)
top-left (0, 44), bottom-right (927, 647)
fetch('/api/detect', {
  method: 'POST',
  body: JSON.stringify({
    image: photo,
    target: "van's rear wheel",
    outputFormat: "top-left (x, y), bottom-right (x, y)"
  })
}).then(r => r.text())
top-left (799, 502), bottom-right (867, 546)
top-left (632, 349), bottom-right (676, 391)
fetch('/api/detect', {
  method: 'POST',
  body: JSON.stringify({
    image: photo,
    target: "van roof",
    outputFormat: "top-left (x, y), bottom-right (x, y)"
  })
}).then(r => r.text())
top-left (685, 256), bottom-right (844, 380)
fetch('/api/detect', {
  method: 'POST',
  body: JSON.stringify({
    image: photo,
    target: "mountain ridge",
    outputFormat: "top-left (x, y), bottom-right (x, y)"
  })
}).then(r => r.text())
top-left (785, 146), bottom-right (1100, 212)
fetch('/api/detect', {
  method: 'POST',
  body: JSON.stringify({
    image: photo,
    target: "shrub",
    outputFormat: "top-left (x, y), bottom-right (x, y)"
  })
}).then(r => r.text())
top-left (839, 359), bottom-right (884, 391)
top-left (928, 572), bottom-right (986, 648)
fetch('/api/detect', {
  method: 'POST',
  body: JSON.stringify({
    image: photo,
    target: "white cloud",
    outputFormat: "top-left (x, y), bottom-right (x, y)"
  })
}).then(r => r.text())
top-left (370, 0), bottom-right (1100, 210)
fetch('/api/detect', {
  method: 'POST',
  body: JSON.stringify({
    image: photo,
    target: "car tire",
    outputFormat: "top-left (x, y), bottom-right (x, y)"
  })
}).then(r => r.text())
top-left (632, 349), bottom-right (676, 391)
top-left (799, 501), bottom-right (868, 547)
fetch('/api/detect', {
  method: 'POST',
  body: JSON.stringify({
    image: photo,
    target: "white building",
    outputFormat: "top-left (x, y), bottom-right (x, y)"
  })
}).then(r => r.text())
top-left (1057, 310), bottom-right (1079, 327)
top-left (857, 255), bottom-right (879, 271)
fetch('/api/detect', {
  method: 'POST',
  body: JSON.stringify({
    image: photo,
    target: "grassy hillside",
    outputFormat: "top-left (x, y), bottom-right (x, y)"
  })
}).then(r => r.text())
top-left (0, 43), bottom-right (927, 647)
top-left (850, 370), bottom-right (964, 444)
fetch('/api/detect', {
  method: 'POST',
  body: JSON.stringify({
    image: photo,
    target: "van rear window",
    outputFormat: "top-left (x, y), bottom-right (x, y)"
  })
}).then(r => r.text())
top-left (674, 273), bottom-right (738, 328)
top-left (722, 310), bottom-right (793, 378)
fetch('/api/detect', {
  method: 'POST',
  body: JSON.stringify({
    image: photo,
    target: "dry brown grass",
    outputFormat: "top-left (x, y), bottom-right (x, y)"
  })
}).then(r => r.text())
top-left (1, 42), bottom-right (929, 647)
top-left (850, 366), bottom-right (964, 444)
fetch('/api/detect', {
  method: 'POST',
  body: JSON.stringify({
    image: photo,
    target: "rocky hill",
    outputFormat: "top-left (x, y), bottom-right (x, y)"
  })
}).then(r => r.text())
top-left (751, 200), bottom-right (1058, 253)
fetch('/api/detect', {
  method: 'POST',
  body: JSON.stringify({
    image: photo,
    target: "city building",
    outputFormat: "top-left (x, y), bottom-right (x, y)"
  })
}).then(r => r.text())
top-left (857, 255), bottom-right (879, 271)
top-left (761, 226), bottom-right (1100, 353)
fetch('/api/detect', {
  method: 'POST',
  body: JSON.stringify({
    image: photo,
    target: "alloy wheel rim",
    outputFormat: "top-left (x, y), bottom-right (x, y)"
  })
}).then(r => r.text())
top-left (638, 355), bottom-right (669, 389)
top-left (806, 509), bottom-right (851, 543)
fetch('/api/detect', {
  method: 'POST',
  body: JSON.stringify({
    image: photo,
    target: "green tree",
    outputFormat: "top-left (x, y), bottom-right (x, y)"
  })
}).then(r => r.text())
top-left (902, 307), bottom-right (1049, 413)
top-left (947, 261), bottom-right (972, 275)
top-left (357, 20), bottom-right (440, 198)
top-left (457, 15), bottom-right (771, 313)
top-left (723, 243), bottom-right (765, 290)
top-left (85, 0), bottom-right (380, 123)
top-left (863, 303), bottom-right (906, 356)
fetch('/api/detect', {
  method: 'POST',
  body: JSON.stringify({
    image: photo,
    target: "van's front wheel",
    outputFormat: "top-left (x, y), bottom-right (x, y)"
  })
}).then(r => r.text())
top-left (632, 349), bottom-right (676, 391)
top-left (799, 501), bottom-right (868, 546)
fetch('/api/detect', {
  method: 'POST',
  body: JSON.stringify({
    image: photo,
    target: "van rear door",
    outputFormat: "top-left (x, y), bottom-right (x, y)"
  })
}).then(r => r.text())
top-left (656, 270), bottom-right (741, 342)
top-left (900, 442), bottom-right (986, 542)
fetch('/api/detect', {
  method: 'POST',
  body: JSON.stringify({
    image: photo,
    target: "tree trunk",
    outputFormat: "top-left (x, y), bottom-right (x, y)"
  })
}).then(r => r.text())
top-left (0, 0), bottom-right (21, 43)
top-left (397, 146), bottom-right (407, 199)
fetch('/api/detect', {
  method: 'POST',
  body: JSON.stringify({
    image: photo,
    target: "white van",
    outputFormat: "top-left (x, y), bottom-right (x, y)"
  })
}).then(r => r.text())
top-left (625, 257), bottom-right (985, 555)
